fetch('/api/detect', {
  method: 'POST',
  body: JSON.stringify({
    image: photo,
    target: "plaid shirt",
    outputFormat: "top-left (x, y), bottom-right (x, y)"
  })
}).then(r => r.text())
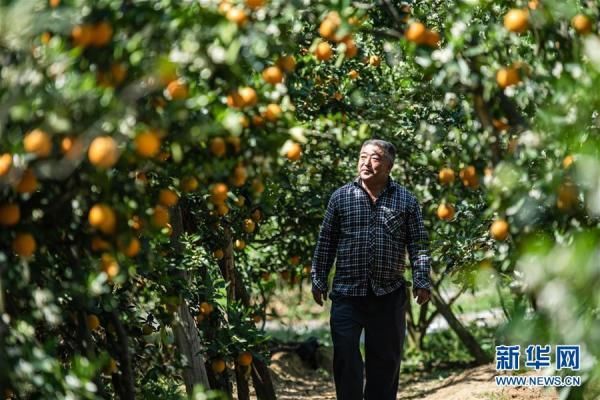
top-left (311, 177), bottom-right (431, 297)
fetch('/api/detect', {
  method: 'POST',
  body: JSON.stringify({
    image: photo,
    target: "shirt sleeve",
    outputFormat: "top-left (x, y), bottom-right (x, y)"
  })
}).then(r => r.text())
top-left (406, 197), bottom-right (431, 290)
top-left (311, 191), bottom-right (340, 292)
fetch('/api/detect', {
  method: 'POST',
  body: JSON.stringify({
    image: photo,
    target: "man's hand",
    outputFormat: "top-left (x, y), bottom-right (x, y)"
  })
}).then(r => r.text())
top-left (312, 289), bottom-right (327, 306)
top-left (414, 288), bottom-right (431, 305)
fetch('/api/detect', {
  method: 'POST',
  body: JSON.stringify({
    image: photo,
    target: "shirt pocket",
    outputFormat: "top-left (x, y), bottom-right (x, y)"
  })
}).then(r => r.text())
top-left (382, 209), bottom-right (405, 236)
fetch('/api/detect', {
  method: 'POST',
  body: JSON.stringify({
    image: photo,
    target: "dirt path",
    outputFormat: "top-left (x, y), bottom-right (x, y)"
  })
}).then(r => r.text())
top-left (267, 352), bottom-right (558, 400)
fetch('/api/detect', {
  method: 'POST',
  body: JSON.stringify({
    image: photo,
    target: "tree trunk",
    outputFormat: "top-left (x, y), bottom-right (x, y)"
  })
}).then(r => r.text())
top-left (235, 364), bottom-right (251, 400)
top-left (173, 302), bottom-right (211, 393)
top-left (430, 287), bottom-right (491, 364)
top-left (251, 359), bottom-right (277, 400)
top-left (220, 229), bottom-right (277, 400)
top-left (107, 311), bottom-right (136, 400)
top-left (171, 204), bottom-right (211, 393)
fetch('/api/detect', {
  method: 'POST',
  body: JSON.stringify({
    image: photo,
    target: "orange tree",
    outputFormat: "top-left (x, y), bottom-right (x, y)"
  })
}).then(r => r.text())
top-left (368, 0), bottom-right (600, 396)
top-left (0, 0), bottom-right (342, 398)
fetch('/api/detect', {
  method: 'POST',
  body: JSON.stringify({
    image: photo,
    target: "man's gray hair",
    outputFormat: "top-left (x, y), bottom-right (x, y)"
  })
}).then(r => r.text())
top-left (361, 139), bottom-right (396, 165)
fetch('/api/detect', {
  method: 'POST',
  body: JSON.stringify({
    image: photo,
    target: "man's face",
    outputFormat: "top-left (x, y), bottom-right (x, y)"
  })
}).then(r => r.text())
top-left (357, 144), bottom-right (392, 183)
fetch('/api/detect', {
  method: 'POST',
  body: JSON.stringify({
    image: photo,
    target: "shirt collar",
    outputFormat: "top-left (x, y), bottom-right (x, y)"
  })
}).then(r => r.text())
top-left (353, 176), bottom-right (395, 194)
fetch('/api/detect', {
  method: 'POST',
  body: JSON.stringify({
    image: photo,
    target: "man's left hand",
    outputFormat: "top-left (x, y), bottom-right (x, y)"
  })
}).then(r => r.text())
top-left (414, 288), bottom-right (431, 305)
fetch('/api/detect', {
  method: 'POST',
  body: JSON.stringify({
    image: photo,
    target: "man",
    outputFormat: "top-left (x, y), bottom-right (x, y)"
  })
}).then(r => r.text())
top-left (311, 139), bottom-right (431, 400)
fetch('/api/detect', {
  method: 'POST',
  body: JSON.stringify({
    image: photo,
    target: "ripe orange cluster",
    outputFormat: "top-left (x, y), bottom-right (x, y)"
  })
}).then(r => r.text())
top-left (315, 11), bottom-right (359, 62)
top-left (71, 21), bottom-right (114, 48)
top-left (404, 22), bottom-right (440, 47)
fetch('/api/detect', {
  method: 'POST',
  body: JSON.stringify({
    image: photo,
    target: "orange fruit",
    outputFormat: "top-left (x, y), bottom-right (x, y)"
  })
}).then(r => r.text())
top-left (504, 9), bottom-right (529, 33)
top-left (211, 359), bottom-right (226, 374)
top-left (217, 204), bottom-right (229, 216)
top-left (0, 153), bottom-right (12, 176)
top-left (41, 32), bottom-right (52, 44)
top-left (496, 67), bottom-right (521, 89)
top-left (24, 129), bottom-right (52, 157)
top-left (226, 7), bottom-right (247, 26)
top-left (438, 168), bottom-right (455, 184)
top-left (91, 21), bottom-right (113, 47)
top-left (436, 203), bottom-right (455, 221)
top-left (528, 0), bottom-right (539, 10)
top-left (245, 0), bottom-right (264, 9)
top-left (490, 219), bottom-right (509, 240)
top-left (166, 79), bottom-right (189, 100)
top-left (562, 155), bottom-right (574, 169)
top-left (252, 179), bottom-right (265, 194)
top-left (348, 70), bottom-right (359, 80)
top-left (319, 18), bottom-right (337, 40)
top-left (181, 176), bottom-right (199, 192)
top-left (572, 14), bottom-right (592, 34)
top-left (226, 91), bottom-right (245, 108)
top-left (368, 55), bottom-right (381, 67)
top-left (277, 55), bottom-right (296, 72)
top-left (262, 66), bottom-right (284, 85)
top-left (159, 189), bottom-right (179, 207)
top-left (64, 137), bottom-right (84, 160)
top-left (111, 63), bottom-right (127, 84)
top-left (152, 205), bottom-right (170, 227)
top-left (211, 183), bottom-right (229, 204)
top-left (101, 253), bottom-right (119, 279)
top-left (424, 30), bottom-right (440, 47)
top-left (200, 302), bottom-right (214, 315)
top-left (251, 208), bottom-right (262, 222)
top-left (557, 183), bottom-right (578, 211)
top-left (213, 249), bottom-right (225, 260)
top-left (119, 237), bottom-right (140, 257)
top-left (91, 237), bottom-right (111, 252)
top-left (135, 131), bottom-right (161, 158)
top-left (13, 233), bottom-right (36, 257)
top-left (234, 239), bottom-right (246, 250)
top-left (129, 215), bottom-right (143, 231)
top-left (238, 87), bottom-right (258, 107)
top-left (315, 42), bottom-right (332, 61)
top-left (15, 168), bottom-right (38, 194)
top-left (459, 166), bottom-right (479, 188)
top-left (210, 137), bottom-right (226, 157)
top-left (264, 103), bottom-right (282, 121)
top-left (343, 37), bottom-right (358, 58)
top-left (105, 358), bottom-right (118, 374)
top-left (243, 218), bottom-right (256, 233)
top-left (325, 11), bottom-right (341, 27)
top-left (49, 0), bottom-right (60, 7)
top-left (0, 203), bottom-right (20, 226)
top-left (88, 204), bottom-right (117, 234)
top-left (492, 118), bottom-right (509, 131)
top-left (237, 351), bottom-right (253, 367)
top-left (218, 0), bottom-right (232, 14)
top-left (87, 314), bottom-right (101, 331)
top-left (252, 115), bottom-right (264, 126)
top-left (88, 136), bottom-right (119, 168)
top-left (61, 137), bottom-right (74, 153)
top-left (71, 24), bottom-right (93, 47)
top-left (405, 22), bottom-right (427, 44)
top-left (232, 165), bottom-right (248, 187)
top-left (286, 142), bottom-right (302, 161)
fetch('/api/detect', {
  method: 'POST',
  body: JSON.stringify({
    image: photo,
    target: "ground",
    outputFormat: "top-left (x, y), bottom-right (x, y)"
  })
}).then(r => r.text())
top-left (267, 351), bottom-right (558, 400)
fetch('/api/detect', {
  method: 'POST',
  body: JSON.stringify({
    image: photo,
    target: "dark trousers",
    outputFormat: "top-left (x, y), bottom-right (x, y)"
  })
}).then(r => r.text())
top-left (330, 286), bottom-right (407, 400)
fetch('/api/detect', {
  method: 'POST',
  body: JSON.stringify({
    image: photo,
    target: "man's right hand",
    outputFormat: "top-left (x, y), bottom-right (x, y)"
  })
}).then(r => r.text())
top-left (312, 289), bottom-right (327, 306)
